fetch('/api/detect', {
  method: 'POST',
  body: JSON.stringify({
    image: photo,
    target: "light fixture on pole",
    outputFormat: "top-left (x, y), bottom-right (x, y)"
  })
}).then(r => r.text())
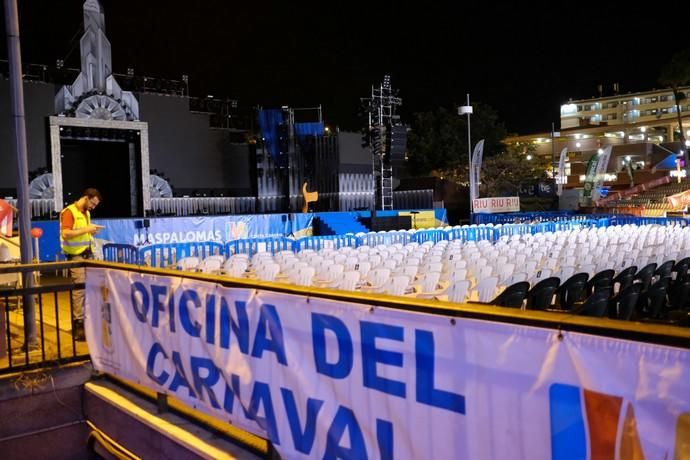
top-left (458, 94), bottom-right (473, 203)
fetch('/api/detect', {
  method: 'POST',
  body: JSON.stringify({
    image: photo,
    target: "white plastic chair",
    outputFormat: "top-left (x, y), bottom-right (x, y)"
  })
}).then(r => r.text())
top-left (437, 280), bottom-right (471, 303)
top-left (414, 271), bottom-right (442, 298)
top-left (338, 271), bottom-right (361, 291)
top-left (257, 263), bottom-right (281, 282)
top-left (361, 268), bottom-right (392, 293)
top-left (176, 256), bottom-right (200, 271)
top-left (384, 275), bottom-right (411, 296)
top-left (473, 276), bottom-right (499, 303)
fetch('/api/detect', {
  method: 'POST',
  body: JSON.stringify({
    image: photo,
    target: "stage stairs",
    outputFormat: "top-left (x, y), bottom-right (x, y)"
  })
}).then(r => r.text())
top-left (314, 212), bottom-right (369, 235)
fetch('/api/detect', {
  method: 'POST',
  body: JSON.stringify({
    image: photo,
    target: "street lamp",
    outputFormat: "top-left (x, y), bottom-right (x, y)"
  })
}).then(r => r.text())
top-left (459, 94), bottom-right (473, 202)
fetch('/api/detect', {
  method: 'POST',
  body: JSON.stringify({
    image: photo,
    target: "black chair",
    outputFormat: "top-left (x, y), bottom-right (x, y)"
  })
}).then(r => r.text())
top-left (634, 263), bottom-right (658, 292)
top-left (654, 260), bottom-right (675, 283)
top-left (638, 280), bottom-right (668, 319)
top-left (671, 259), bottom-right (690, 286)
top-left (612, 266), bottom-right (637, 294)
top-left (526, 277), bottom-right (560, 310)
top-left (490, 281), bottom-right (530, 308)
top-left (586, 269), bottom-right (615, 296)
top-left (555, 273), bottom-right (589, 311)
top-left (668, 280), bottom-right (690, 311)
top-left (575, 290), bottom-right (611, 317)
top-left (610, 283), bottom-right (642, 320)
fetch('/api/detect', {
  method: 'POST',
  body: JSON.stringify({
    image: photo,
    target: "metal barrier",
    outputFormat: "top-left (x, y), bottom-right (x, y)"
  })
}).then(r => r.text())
top-left (293, 234), bottom-right (360, 251)
top-left (0, 261), bottom-right (89, 374)
top-left (138, 241), bottom-right (224, 267)
top-left (102, 243), bottom-right (139, 264)
top-left (225, 237), bottom-right (295, 257)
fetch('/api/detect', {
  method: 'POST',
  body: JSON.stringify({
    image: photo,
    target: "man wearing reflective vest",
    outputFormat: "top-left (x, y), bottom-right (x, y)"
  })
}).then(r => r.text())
top-left (60, 188), bottom-right (104, 341)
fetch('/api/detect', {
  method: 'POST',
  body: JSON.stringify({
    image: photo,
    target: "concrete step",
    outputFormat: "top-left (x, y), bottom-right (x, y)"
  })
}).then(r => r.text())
top-left (84, 380), bottom-right (263, 460)
top-left (0, 361), bottom-right (92, 460)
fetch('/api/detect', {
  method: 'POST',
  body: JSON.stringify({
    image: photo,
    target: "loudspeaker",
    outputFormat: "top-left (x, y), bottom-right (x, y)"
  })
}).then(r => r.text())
top-left (388, 125), bottom-right (407, 162)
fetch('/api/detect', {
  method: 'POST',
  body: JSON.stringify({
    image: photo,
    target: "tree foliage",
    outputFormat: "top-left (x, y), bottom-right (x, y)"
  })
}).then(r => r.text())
top-left (480, 141), bottom-right (550, 197)
top-left (406, 103), bottom-right (508, 180)
top-left (659, 48), bottom-right (690, 169)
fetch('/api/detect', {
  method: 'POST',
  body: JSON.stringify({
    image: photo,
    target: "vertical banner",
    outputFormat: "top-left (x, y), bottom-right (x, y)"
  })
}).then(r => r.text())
top-left (557, 147), bottom-right (568, 196)
top-left (592, 145), bottom-right (613, 201)
top-left (582, 152), bottom-right (600, 202)
top-left (469, 139), bottom-right (485, 205)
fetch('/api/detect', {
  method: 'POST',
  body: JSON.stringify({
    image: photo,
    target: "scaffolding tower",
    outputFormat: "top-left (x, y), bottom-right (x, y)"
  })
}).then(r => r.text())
top-left (361, 75), bottom-right (402, 210)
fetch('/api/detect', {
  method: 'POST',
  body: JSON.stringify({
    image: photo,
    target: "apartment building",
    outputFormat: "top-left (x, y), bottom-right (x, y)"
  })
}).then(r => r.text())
top-left (506, 86), bottom-right (690, 192)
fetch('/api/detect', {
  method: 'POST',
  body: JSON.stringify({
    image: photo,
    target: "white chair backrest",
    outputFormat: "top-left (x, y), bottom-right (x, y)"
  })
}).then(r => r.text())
top-left (475, 265), bottom-right (493, 281)
top-left (294, 266), bottom-right (316, 286)
top-left (198, 258), bottom-right (222, 274)
top-left (385, 275), bottom-right (411, 296)
top-left (225, 264), bottom-right (246, 278)
top-left (532, 268), bottom-right (552, 283)
top-left (176, 256), bottom-right (200, 271)
top-left (448, 268), bottom-right (468, 283)
top-left (419, 271), bottom-right (442, 293)
top-left (475, 276), bottom-right (499, 303)
top-left (505, 272), bottom-right (528, 285)
top-left (367, 268), bottom-right (392, 287)
top-left (558, 265), bottom-right (575, 281)
top-left (447, 280), bottom-right (471, 303)
top-left (578, 264), bottom-right (596, 277)
top-left (257, 263), bottom-right (281, 282)
top-left (398, 264), bottom-right (419, 279)
top-left (339, 271), bottom-right (361, 291)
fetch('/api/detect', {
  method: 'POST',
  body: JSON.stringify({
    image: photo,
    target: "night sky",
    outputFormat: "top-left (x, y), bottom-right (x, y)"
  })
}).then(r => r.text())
top-left (4, 1), bottom-right (690, 134)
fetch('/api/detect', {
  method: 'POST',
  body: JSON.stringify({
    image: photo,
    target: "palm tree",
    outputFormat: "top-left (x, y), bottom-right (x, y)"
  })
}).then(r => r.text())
top-left (659, 48), bottom-right (690, 172)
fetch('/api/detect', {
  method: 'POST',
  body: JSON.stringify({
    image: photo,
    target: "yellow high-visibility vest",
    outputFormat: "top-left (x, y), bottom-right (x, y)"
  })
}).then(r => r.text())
top-left (60, 203), bottom-right (92, 255)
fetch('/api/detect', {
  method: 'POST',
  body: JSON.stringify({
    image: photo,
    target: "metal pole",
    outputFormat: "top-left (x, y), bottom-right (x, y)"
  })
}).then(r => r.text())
top-left (466, 94), bottom-right (472, 214)
top-left (551, 122), bottom-right (556, 179)
top-left (4, 0), bottom-right (36, 347)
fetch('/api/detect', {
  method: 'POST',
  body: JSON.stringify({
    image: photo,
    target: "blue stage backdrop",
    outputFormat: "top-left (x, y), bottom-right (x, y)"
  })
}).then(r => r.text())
top-left (33, 209), bottom-right (446, 262)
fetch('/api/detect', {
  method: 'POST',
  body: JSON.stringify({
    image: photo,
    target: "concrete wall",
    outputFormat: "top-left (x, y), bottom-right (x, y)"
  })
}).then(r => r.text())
top-left (0, 80), bottom-right (55, 194)
top-left (140, 93), bottom-right (252, 194)
top-left (0, 82), bottom-right (252, 196)
top-left (338, 131), bottom-right (371, 174)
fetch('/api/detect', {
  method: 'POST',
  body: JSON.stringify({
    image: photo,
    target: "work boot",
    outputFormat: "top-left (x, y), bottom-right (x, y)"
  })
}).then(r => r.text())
top-left (73, 319), bottom-right (86, 341)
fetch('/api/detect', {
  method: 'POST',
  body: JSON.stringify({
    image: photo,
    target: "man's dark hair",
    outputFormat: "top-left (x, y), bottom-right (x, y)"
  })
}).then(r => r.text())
top-left (83, 188), bottom-right (102, 201)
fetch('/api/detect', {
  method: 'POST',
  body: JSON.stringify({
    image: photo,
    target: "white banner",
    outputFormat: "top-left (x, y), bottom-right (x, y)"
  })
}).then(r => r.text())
top-left (472, 196), bottom-right (520, 214)
top-left (592, 145), bottom-right (613, 200)
top-left (557, 147), bottom-right (568, 196)
top-left (86, 268), bottom-right (690, 459)
top-left (470, 139), bottom-right (485, 203)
